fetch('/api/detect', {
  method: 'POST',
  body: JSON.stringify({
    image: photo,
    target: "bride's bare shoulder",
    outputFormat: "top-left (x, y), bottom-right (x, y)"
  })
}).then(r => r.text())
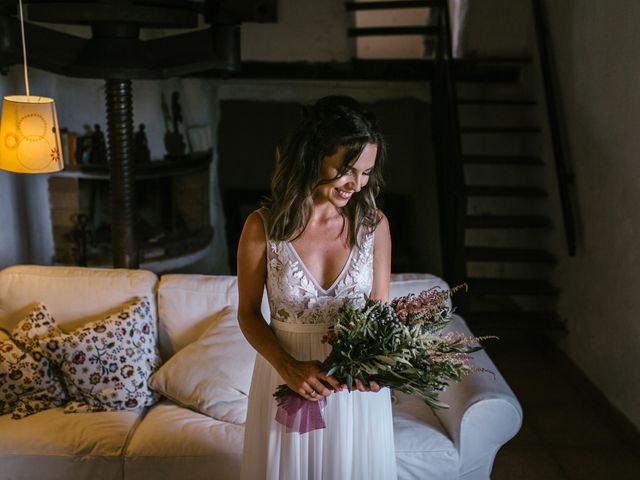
top-left (241, 210), bottom-right (267, 243)
top-left (374, 209), bottom-right (390, 233)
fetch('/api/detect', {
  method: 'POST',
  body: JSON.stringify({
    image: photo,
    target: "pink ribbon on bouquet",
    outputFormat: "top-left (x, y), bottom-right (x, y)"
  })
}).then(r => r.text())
top-left (275, 392), bottom-right (328, 434)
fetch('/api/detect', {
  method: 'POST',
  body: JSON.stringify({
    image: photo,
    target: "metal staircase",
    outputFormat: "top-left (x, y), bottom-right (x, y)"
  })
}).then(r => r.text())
top-left (454, 55), bottom-right (563, 331)
top-left (346, 0), bottom-right (575, 332)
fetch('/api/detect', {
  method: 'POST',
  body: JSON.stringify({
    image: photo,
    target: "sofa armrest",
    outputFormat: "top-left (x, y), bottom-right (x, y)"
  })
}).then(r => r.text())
top-left (434, 315), bottom-right (523, 480)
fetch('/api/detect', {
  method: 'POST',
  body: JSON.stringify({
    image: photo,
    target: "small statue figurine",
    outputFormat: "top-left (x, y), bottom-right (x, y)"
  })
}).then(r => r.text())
top-left (134, 123), bottom-right (151, 163)
top-left (90, 124), bottom-right (108, 164)
top-left (163, 91), bottom-right (187, 157)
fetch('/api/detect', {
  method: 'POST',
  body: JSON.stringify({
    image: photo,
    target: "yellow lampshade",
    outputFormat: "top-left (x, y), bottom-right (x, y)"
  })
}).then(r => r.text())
top-left (0, 95), bottom-right (64, 173)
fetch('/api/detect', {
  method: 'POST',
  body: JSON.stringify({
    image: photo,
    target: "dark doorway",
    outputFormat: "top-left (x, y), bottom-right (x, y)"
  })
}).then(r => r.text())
top-left (218, 98), bottom-right (437, 275)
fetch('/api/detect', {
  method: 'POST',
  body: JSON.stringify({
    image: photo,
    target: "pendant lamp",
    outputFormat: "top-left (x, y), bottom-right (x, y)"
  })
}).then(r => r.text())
top-left (0, 0), bottom-right (63, 173)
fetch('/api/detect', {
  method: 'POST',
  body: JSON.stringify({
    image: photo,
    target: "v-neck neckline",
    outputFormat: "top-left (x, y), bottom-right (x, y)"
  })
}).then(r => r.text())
top-left (286, 241), bottom-right (357, 293)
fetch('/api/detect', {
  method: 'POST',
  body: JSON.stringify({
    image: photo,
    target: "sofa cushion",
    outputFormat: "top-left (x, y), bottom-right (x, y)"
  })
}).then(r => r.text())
top-left (0, 406), bottom-right (143, 480)
top-left (14, 299), bottom-right (162, 413)
top-left (150, 306), bottom-right (255, 424)
top-left (124, 401), bottom-right (244, 480)
top-left (0, 333), bottom-right (66, 419)
top-left (156, 274), bottom-right (269, 360)
top-left (393, 391), bottom-right (459, 480)
top-left (0, 265), bottom-right (158, 333)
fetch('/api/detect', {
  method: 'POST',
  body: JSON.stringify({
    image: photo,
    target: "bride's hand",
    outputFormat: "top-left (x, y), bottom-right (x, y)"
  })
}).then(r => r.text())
top-left (278, 360), bottom-right (342, 401)
top-left (354, 379), bottom-right (381, 393)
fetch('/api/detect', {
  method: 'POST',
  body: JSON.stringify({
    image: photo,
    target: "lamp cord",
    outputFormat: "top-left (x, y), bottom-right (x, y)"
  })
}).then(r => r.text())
top-left (18, 0), bottom-right (29, 97)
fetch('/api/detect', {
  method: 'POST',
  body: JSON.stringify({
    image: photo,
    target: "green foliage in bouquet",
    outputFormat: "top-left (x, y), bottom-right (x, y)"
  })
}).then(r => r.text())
top-left (322, 285), bottom-right (496, 409)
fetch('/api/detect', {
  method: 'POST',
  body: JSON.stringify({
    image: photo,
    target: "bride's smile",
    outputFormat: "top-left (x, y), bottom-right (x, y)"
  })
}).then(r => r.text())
top-left (313, 143), bottom-right (378, 208)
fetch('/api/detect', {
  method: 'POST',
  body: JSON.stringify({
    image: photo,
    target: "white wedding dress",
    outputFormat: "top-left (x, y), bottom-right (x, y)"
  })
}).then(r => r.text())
top-left (240, 209), bottom-right (397, 480)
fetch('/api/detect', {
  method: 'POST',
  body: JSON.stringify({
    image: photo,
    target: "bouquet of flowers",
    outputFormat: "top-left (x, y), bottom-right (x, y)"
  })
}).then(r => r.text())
top-left (274, 284), bottom-right (496, 434)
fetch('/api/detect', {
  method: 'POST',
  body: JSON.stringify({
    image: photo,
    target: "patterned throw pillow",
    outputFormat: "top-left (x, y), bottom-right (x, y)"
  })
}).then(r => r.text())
top-left (0, 307), bottom-right (67, 419)
top-left (14, 298), bottom-right (162, 413)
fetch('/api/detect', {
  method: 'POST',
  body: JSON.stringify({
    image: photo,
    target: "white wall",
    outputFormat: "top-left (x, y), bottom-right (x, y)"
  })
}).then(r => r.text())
top-left (0, 170), bottom-right (24, 266)
top-left (241, 0), bottom-right (352, 62)
top-left (545, 0), bottom-right (640, 429)
top-left (0, 69), bottom-right (22, 266)
top-left (456, 0), bottom-right (534, 57)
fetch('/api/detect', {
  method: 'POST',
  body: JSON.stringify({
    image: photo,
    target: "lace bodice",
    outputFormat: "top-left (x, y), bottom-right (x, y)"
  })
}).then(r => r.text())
top-left (257, 209), bottom-right (374, 325)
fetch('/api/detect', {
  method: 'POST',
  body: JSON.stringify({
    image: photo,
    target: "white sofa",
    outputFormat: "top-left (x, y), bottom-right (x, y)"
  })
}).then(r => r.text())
top-left (0, 265), bottom-right (522, 480)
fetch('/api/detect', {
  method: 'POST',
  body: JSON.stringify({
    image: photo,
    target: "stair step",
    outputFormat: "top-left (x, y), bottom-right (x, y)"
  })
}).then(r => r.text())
top-left (467, 311), bottom-right (565, 330)
top-left (458, 98), bottom-right (537, 106)
top-left (460, 126), bottom-right (541, 134)
top-left (345, 1), bottom-right (444, 11)
top-left (465, 185), bottom-right (548, 197)
top-left (348, 26), bottom-right (440, 37)
top-left (465, 215), bottom-right (552, 229)
top-left (453, 64), bottom-right (522, 83)
top-left (467, 277), bottom-right (560, 295)
top-left (462, 155), bottom-right (544, 166)
top-left (465, 247), bottom-right (556, 263)
top-left (453, 56), bottom-right (533, 64)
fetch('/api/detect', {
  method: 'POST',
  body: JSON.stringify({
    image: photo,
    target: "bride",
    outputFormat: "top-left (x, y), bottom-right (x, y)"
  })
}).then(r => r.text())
top-left (237, 95), bottom-right (397, 479)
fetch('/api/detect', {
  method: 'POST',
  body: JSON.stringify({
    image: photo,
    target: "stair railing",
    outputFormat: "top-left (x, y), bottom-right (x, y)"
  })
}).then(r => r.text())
top-left (532, 0), bottom-right (577, 256)
top-left (431, 2), bottom-right (469, 309)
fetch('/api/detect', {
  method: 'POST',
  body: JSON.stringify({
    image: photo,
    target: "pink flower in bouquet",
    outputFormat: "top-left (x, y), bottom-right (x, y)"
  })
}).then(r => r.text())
top-left (392, 284), bottom-right (467, 325)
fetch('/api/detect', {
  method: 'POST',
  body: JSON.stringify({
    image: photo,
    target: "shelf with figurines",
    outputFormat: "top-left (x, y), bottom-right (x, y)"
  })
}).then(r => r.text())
top-left (48, 91), bottom-right (215, 272)
top-left (52, 122), bottom-right (213, 180)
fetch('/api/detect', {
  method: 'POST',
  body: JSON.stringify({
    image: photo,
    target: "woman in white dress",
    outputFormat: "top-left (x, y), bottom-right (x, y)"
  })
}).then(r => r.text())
top-left (237, 96), bottom-right (397, 480)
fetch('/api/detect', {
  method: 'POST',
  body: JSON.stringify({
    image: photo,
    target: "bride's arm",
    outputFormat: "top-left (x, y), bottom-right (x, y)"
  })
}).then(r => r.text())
top-left (237, 212), bottom-right (341, 401)
top-left (369, 210), bottom-right (392, 303)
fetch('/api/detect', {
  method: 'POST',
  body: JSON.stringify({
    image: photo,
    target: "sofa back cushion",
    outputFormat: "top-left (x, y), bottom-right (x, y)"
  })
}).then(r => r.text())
top-left (389, 273), bottom-right (452, 309)
top-left (0, 266), bottom-right (158, 332)
top-left (157, 274), bottom-right (269, 360)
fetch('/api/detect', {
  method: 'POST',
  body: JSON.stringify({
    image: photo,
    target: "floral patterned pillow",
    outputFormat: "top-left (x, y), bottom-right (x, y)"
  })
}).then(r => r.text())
top-left (1, 308), bottom-right (67, 419)
top-left (14, 298), bottom-right (162, 413)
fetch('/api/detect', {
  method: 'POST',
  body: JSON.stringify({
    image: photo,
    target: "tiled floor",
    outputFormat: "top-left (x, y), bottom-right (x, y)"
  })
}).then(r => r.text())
top-left (484, 335), bottom-right (640, 480)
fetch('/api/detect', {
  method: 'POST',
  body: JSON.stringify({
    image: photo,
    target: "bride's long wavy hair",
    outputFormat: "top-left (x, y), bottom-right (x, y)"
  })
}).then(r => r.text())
top-left (263, 95), bottom-right (387, 247)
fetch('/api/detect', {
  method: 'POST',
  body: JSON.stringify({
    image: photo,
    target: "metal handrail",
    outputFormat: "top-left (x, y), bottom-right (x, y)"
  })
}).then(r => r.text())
top-left (431, 4), bottom-right (468, 296)
top-left (532, 0), bottom-right (577, 256)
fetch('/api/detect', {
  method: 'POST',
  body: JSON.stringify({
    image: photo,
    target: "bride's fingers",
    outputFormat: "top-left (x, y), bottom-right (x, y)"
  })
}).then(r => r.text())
top-left (318, 373), bottom-right (341, 391)
top-left (297, 381), bottom-right (320, 401)
top-left (297, 382), bottom-right (312, 399)
top-left (308, 377), bottom-right (331, 397)
top-left (353, 379), bottom-right (380, 392)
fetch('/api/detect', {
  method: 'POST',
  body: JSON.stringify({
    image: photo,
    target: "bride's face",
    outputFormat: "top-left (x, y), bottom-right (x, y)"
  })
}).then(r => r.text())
top-left (313, 143), bottom-right (377, 207)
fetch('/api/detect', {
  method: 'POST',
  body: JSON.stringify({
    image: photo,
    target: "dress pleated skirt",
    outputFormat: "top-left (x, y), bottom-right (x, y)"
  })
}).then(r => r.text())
top-left (240, 321), bottom-right (397, 480)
